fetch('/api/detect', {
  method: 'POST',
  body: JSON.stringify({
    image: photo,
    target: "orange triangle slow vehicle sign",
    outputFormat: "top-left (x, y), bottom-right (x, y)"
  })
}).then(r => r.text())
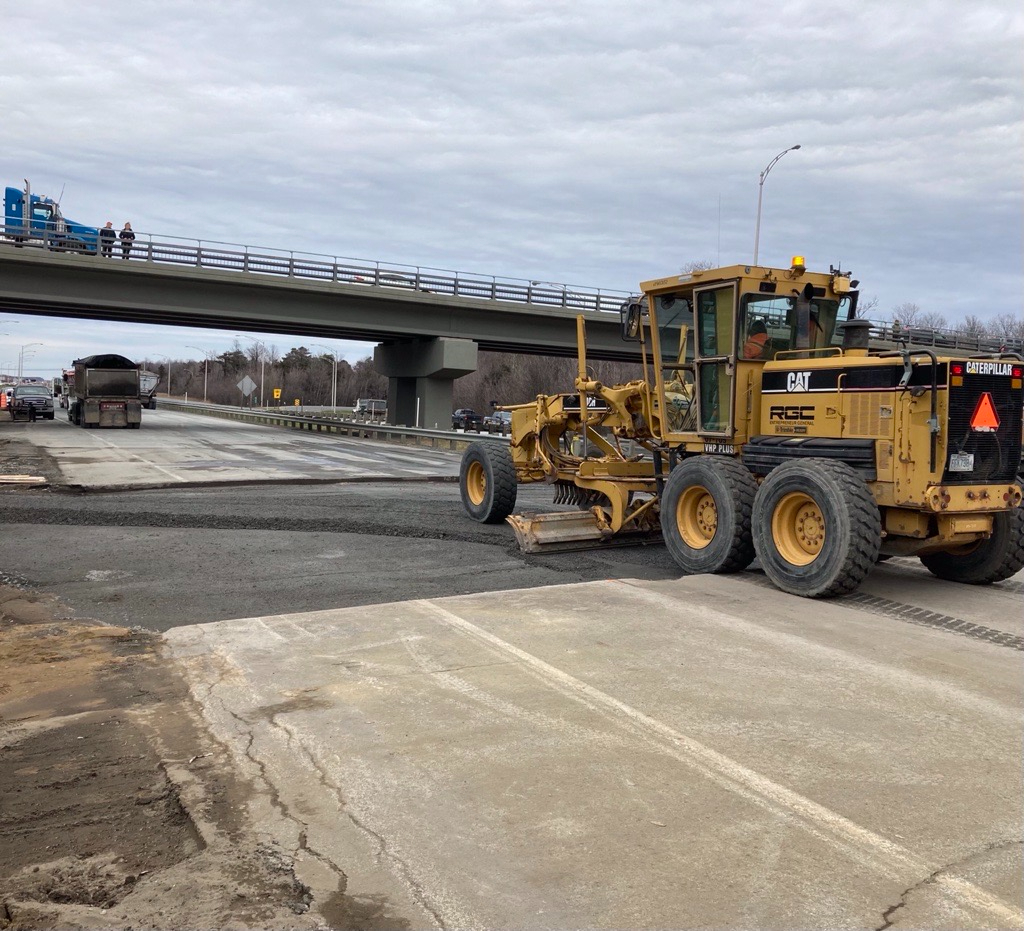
top-left (970, 392), bottom-right (1000, 432)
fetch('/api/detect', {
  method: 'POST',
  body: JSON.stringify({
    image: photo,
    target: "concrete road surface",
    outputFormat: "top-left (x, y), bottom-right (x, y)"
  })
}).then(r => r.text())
top-left (23, 410), bottom-right (461, 487)
top-left (166, 572), bottom-right (1024, 930)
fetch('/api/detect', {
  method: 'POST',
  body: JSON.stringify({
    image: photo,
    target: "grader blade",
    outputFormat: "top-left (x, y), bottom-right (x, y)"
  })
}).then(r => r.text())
top-left (507, 510), bottom-right (662, 554)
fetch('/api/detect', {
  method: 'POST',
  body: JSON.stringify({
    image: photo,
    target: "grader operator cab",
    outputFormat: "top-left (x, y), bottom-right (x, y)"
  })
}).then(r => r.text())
top-left (459, 258), bottom-right (1024, 598)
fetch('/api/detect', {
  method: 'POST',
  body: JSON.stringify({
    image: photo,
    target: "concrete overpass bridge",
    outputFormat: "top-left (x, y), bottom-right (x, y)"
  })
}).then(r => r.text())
top-left (0, 236), bottom-right (665, 427)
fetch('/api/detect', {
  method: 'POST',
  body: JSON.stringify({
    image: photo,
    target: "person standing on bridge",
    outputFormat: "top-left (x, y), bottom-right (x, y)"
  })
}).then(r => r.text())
top-left (100, 221), bottom-right (115, 257)
top-left (119, 222), bottom-right (135, 260)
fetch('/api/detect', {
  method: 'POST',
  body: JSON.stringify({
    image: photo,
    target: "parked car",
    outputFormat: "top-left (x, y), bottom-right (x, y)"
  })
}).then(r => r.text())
top-left (452, 408), bottom-right (484, 431)
top-left (10, 384), bottom-right (55, 421)
top-left (483, 410), bottom-right (512, 435)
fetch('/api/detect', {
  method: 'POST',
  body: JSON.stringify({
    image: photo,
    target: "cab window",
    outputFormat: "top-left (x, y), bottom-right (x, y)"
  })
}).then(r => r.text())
top-left (740, 293), bottom-right (852, 355)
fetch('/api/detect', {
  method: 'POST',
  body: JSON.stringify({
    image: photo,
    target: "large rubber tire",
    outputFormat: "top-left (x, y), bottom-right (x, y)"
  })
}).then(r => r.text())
top-left (919, 508), bottom-right (1024, 584)
top-left (460, 441), bottom-right (517, 523)
top-left (662, 456), bottom-right (757, 574)
top-left (753, 459), bottom-right (880, 598)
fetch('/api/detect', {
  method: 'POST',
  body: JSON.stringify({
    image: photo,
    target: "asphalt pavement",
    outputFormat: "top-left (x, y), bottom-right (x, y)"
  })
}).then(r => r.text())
top-left (2, 407), bottom-right (1022, 928)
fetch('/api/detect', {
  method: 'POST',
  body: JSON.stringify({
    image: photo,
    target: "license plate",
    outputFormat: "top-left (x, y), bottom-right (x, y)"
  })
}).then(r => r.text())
top-left (949, 452), bottom-right (974, 472)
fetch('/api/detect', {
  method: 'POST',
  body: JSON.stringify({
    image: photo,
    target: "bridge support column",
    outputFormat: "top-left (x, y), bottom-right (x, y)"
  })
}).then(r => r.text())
top-left (374, 338), bottom-right (477, 428)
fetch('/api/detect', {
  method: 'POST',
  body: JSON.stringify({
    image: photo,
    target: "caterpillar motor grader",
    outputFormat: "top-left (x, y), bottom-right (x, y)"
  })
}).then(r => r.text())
top-left (458, 257), bottom-right (1024, 597)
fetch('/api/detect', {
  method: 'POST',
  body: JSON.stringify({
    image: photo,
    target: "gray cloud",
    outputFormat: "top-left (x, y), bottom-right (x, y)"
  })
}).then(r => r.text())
top-left (2, 0), bottom-right (1021, 377)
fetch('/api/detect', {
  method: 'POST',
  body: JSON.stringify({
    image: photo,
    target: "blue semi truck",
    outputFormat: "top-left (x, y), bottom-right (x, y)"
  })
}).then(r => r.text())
top-left (3, 180), bottom-right (98, 252)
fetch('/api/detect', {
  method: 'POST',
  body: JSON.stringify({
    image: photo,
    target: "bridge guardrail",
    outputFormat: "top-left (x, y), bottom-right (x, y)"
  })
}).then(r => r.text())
top-left (0, 229), bottom-right (631, 315)
top-left (865, 321), bottom-right (1022, 356)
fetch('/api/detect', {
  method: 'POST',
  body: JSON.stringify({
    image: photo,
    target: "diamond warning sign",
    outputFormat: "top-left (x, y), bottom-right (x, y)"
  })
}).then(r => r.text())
top-left (969, 392), bottom-right (1000, 433)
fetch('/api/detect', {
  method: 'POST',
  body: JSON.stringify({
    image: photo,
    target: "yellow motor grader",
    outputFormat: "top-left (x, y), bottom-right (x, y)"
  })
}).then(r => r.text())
top-left (459, 258), bottom-right (1024, 597)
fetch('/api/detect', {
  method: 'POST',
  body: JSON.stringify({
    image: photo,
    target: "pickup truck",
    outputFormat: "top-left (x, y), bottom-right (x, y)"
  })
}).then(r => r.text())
top-left (452, 408), bottom-right (484, 431)
top-left (9, 384), bottom-right (55, 421)
top-left (482, 410), bottom-right (512, 435)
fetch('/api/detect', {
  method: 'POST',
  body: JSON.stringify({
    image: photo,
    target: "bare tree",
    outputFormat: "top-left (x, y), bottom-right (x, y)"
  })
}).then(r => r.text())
top-left (956, 315), bottom-right (988, 339)
top-left (891, 302), bottom-right (947, 329)
top-left (990, 312), bottom-right (1024, 344)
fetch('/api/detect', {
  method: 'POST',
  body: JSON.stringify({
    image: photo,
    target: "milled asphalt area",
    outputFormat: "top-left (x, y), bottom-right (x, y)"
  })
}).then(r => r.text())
top-left (20, 408), bottom-right (463, 487)
top-left (5, 407), bottom-right (1023, 928)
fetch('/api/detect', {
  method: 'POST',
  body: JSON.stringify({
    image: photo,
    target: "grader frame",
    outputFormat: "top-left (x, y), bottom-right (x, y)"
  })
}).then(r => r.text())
top-left (459, 259), bottom-right (1024, 597)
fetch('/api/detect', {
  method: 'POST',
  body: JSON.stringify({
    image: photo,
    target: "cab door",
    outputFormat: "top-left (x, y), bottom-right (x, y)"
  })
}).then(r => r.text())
top-left (694, 283), bottom-right (737, 436)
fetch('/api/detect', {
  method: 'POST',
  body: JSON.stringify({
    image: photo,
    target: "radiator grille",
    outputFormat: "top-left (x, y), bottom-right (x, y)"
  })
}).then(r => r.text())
top-left (943, 375), bottom-right (1022, 484)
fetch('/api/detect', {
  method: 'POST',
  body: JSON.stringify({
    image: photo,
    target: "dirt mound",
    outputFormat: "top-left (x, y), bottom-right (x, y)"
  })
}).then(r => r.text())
top-left (0, 587), bottom-right (330, 930)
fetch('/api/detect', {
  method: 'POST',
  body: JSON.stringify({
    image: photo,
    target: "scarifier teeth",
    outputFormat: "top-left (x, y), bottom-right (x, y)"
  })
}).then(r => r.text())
top-left (553, 483), bottom-right (591, 507)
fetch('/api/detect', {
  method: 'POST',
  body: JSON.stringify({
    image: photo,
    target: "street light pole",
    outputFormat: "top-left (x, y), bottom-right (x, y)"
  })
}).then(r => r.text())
top-left (310, 343), bottom-right (339, 410)
top-left (18, 342), bottom-right (42, 379)
top-left (753, 144), bottom-right (801, 267)
top-left (186, 346), bottom-right (209, 402)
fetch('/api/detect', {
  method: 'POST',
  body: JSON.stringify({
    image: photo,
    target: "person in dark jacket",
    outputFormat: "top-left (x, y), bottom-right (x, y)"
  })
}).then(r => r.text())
top-left (99, 221), bottom-right (115, 257)
top-left (119, 222), bottom-right (135, 260)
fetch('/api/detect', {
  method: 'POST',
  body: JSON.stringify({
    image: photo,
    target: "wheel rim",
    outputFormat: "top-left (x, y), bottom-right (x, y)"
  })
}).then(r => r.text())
top-left (465, 460), bottom-right (487, 506)
top-left (677, 485), bottom-right (717, 549)
top-left (772, 491), bottom-right (825, 566)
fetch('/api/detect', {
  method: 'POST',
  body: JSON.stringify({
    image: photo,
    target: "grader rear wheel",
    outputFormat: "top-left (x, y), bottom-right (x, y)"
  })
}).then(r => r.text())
top-left (753, 459), bottom-right (880, 598)
top-left (919, 508), bottom-right (1024, 584)
top-left (662, 456), bottom-right (757, 574)
top-left (460, 441), bottom-right (517, 523)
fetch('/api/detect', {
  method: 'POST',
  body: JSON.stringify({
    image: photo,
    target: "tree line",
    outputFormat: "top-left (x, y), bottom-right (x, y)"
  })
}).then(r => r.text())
top-left (152, 339), bottom-right (637, 414)
top-left (884, 302), bottom-right (1024, 344)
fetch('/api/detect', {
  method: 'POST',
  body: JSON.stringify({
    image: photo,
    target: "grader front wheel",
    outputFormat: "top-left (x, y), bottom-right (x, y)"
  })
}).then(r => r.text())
top-left (753, 459), bottom-right (880, 598)
top-left (662, 457), bottom-right (757, 574)
top-left (459, 442), bottom-right (518, 523)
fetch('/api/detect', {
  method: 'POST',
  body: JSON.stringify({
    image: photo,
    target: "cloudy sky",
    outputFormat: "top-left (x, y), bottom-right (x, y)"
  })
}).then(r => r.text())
top-left (2, 0), bottom-right (1021, 380)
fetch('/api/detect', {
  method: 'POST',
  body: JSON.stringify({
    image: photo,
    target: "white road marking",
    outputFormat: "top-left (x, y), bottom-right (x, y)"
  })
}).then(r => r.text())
top-left (414, 597), bottom-right (1024, 926)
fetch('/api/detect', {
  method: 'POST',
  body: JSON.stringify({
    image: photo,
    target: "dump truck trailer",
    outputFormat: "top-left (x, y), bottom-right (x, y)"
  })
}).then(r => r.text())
top-left (139, 370), bottom-right (159, 410)
top-left (67, 354), bottom-right (143, 428)
top-left (459, 258), bottom-right (1023, 598)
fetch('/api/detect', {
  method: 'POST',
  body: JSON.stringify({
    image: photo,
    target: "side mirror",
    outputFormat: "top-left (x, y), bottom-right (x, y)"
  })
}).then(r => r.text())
top-left (621, 300), bottom-right (643, 341)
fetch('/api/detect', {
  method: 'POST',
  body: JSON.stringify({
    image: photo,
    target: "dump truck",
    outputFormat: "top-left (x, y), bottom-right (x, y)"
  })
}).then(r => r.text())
top-left (459, 258), bottom-right (1024, 598)
top-left (67, 354), bottom-right (143, 428)
top-left (3, 180), bottom-right (98, 252)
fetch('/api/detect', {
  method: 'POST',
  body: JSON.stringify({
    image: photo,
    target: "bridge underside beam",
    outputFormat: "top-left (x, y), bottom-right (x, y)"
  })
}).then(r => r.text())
top-left (374, 338), bottom-right (478, 428)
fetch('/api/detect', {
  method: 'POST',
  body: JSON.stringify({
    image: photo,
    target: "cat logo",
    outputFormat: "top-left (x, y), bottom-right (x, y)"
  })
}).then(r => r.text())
top-left (786, 371), bottom-right (811, 392)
